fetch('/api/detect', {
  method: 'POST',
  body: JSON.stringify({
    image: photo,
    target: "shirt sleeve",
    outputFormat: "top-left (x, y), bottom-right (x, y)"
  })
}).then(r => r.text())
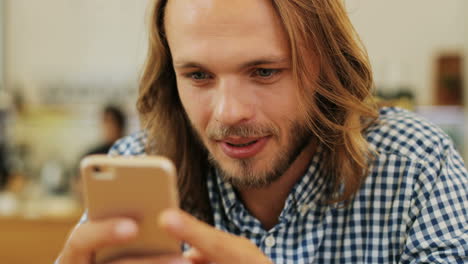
top-left (108, 131), bottom-right (147, 156)
top-left (399, 142), bottom-right (468, 263)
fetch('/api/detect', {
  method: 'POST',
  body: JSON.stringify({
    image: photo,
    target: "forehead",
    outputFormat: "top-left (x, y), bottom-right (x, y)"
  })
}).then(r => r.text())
top-left (164, 0), bottom-right (290, 65)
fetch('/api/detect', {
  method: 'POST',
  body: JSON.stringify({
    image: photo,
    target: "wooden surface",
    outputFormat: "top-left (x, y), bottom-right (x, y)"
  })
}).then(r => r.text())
top-left (0, 216), bottom-right (79, 264)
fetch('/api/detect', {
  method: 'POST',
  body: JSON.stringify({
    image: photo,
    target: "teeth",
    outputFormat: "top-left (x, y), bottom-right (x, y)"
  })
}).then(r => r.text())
top-left (228, 140), bottom-right (257, 147)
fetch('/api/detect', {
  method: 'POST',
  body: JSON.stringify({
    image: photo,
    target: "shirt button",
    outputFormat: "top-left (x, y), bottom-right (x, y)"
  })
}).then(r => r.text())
top-left (264, 235), bottom-right (276, 247)
top-left (300, 204), bottom-right (310, 214)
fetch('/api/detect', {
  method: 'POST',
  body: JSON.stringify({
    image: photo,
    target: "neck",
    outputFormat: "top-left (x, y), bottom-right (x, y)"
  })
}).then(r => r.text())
top-left (237, 141), bottom-right (316, 230)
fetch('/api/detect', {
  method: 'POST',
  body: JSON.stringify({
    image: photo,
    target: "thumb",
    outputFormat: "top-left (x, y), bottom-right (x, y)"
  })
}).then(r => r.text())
top-left (183, 249), bottom-right (209, 264)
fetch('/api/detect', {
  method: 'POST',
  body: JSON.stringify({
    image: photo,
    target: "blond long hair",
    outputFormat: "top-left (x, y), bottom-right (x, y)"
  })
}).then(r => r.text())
top-left (138, 0), bottom-right (378, 222)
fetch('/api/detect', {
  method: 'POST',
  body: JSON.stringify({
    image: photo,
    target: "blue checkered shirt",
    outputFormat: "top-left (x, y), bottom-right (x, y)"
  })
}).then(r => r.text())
top-left (105, 107), bottom-right (468, 263)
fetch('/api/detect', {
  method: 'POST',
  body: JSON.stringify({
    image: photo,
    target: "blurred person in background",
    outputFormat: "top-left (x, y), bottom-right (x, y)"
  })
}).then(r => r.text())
top-left (85, 105), bottom-right (127, 156)
top-left (0, 144), bottom-right (10, 190)
top-left (0, 90), bottom-right (27, 193)
top-left (0, 93), bottom-right (10, 190)
top-left (72, 105), bottom-right (127, 201)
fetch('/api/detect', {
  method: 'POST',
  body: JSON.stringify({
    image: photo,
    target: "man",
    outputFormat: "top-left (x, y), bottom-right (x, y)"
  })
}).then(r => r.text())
top-left (58, 0), bottom-right (468, 263)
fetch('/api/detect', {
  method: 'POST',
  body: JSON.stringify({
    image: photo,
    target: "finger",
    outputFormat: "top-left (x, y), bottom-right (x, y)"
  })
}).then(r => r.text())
top-left (183, 249), bottom-right (209, 264)
top-left (60, 217), bottom-right (138, 264)
top-left (159, 209), bottom-right (270, 264)
top-left (108, 254), bottom-right (191, 264)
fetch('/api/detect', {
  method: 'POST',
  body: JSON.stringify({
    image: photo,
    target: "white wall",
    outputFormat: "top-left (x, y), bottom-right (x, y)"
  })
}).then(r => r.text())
top-left (0, 0), bottom-right (4, 87)
top-left (4, 0), bottom-right (150, 102)
top-left (5, 0), bottom-right (465, 106)
top-left (346, 0), bottom-right (465, 105)
top-left (4, 0), bottom-right (150, 169)
top-left (346, 0), bottom-right (467, 157)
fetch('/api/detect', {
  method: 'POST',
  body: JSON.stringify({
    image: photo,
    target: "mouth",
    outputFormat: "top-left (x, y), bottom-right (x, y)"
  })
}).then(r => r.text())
top-left (218, 136), bottom-right (270, 159)
top-left (226, 140), bottom-right (258, 147)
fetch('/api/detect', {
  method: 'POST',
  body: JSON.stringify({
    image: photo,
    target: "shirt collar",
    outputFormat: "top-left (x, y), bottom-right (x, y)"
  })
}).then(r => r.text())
top-left (207, 144), bottom-right (326, 231)
top-left (279, 145), bottom-right (325, 222)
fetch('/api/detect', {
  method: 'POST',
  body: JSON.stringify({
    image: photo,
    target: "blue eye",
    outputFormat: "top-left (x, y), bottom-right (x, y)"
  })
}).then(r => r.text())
top-left (191, 71), bottom-right (209, 80)
top-left (255, 68), bottom-right (277, 78)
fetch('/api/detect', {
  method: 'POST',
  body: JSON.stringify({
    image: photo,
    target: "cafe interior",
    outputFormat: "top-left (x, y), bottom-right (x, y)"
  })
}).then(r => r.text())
top-left (0, 0), bottom-right (467, 263)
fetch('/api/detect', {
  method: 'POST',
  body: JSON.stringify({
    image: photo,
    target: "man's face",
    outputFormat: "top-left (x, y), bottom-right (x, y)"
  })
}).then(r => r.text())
top-left (165, 0), bottom-right (311, 188)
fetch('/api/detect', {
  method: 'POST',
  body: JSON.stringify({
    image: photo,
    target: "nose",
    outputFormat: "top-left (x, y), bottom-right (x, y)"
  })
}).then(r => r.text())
top-left (212, 78), bottom-right (255, 126)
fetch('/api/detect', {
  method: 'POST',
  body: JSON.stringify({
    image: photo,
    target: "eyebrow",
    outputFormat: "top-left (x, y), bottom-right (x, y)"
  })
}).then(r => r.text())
top-left (173, 56), bottom-right (290, 70)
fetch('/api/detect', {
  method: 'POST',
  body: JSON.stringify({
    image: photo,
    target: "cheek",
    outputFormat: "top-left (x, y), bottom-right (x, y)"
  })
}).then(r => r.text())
top-left (177, 84), bottom-right (212, 133)
top-left (261, 80), bottom-right (305, 124)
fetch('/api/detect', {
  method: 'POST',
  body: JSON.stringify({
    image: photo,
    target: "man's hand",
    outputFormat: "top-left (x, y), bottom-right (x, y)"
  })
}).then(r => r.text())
top-left (159, 209), bottom-right (273, 264)
top-left (58, 210), bottom-right (271, 264)
top-left (58, 217), bottom-right (189, 264)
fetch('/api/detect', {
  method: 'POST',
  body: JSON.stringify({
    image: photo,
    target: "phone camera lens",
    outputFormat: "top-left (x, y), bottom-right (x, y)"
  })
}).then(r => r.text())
top-left (93, 166), bottom-right (101, 173)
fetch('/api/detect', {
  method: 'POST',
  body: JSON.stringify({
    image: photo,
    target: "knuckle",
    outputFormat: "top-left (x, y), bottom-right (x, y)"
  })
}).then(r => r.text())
top-left (66, 233), bottom-right (87, 253)
top-left (109, 255), bottom-right (180, 264)
top-left (238, 236), bottom-right (255, 247)
top-left (65, 222), bottom-right (99, 252)
top-left (205, 233), bottom-right (225, 252)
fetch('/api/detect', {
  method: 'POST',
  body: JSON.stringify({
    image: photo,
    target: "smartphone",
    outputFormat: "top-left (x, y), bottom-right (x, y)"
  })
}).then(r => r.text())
top-left (80, 155), bottom-right (180, 263)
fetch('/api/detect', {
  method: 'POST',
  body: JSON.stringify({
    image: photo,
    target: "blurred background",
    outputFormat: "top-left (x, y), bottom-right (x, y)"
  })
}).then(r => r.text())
top-left (0, 0), bottom-right (466, 263)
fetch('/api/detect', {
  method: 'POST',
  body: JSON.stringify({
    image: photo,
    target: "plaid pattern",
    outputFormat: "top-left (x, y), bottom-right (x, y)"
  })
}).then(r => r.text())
top-left (106, 107), bottom-right (468, 263)
top-left (108, 130), bottom-right (147, 156)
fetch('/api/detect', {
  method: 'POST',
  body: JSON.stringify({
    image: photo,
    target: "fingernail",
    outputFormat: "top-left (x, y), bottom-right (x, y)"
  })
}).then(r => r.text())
top-left (170, 258), bottom-right (191, 264)
top-left (159, 209), bottom-right (183, 230)
top-left (115, 220), bottom-right (137, 237)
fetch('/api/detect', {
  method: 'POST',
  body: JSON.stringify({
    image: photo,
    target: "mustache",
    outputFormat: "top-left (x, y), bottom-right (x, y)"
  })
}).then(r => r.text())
top-left (207, 123), bottom-right (279, 140)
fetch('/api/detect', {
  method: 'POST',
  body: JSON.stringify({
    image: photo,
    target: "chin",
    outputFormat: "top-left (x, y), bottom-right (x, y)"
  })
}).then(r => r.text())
top-left (214, 158), bottom-right (280, 188)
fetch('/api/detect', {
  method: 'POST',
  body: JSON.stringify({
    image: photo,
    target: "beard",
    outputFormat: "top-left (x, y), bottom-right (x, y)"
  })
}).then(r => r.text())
top-left (204, 119), bottom-right (311, 189)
